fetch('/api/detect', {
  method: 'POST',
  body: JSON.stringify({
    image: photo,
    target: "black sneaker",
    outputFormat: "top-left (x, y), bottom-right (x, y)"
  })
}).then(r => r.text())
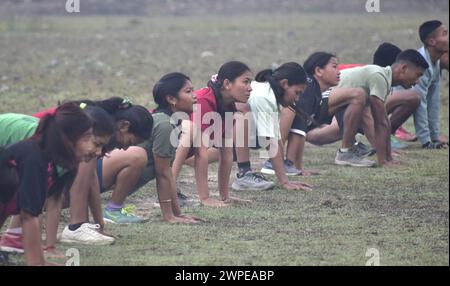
top-left (422, 141), bottom-right (446, 149)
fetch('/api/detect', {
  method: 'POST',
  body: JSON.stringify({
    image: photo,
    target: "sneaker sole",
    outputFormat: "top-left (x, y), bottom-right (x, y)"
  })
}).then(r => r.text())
top-left (392, 145), bottom-right (408, 150)
top-left (231, 183), bottom-right (276, 192)
top-left (334, 159), bottom-right (376, 167)
top-left (0, 246), bottom-right (24, 253)
top-left (103, 217), bottom-right (118, 224)
top-left (59, 238), bottom-right (114, 246)
top-left (359, 150), bottom-right (376, 158)
top-left (103, 217), bottom-right (149, 224)
top-left (261, 168), bottom-right (301, 176)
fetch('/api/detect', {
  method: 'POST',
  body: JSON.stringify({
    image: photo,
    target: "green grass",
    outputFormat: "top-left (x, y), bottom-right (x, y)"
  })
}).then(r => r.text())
top-left (0, 12), bottom-right (448, 266)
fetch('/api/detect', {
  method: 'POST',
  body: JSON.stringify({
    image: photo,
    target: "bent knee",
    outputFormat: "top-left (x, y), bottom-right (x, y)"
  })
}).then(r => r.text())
top-left (235, 102), bottom-right (251, 113)
top-left (350, 88), bottom-right (367, 106)
top-left (410, 92), bottom-right (421, 108)
top-left (125, 146), bottom-right (148, 168)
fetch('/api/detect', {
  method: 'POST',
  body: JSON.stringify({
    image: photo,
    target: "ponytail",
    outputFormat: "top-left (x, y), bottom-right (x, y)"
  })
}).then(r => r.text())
top-left (256, 62), bottom-right (307, 106)
top-left (72, 97), bottom-right (153, 140)
top-left (32, 102), bottom-right (93, 169)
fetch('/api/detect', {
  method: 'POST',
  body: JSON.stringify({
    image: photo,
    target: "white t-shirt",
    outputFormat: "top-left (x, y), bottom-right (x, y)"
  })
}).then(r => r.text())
top-left (248, 81), bottom-right (281, 140)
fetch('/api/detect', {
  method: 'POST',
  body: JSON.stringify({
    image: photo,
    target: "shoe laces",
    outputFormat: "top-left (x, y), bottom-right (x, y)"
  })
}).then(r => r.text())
top-left (82, 224), bottom-right (103, 236)
top-left (177, 192), bottom-right (189, 201)
top-left (121, 205), bottom-right (137, 216)
top-left (249, 172), bottom-right (268, 182)
top-left (284, 159), bottom-right (294, 167)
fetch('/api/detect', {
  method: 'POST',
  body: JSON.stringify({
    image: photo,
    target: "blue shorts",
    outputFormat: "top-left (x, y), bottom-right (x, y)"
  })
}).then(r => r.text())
top-left (97, 157), bottom-right (156, 195)
top-left (96, 159), bottom-right (105, 193)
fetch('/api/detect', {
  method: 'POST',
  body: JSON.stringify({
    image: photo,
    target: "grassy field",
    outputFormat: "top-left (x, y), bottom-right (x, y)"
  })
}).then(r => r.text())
top-left (0, 11), bottom-right (448, 266)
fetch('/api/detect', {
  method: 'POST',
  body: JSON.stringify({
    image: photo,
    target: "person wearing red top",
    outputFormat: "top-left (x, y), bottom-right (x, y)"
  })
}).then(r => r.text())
top-left (0, 103), bottom-right (97, 265)
top-left (171, 61), bottom-right (253, 207)
top-left (338, 63), bottom-right (364, 70)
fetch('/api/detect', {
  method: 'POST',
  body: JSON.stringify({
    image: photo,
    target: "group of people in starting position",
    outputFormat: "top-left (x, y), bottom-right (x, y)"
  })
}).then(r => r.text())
top-left (0, 19), bottom-right (448, 265)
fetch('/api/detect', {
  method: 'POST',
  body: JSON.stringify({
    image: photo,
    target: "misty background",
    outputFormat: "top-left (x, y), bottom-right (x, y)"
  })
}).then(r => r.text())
top-left (1, 0), bottom-right (448, 16)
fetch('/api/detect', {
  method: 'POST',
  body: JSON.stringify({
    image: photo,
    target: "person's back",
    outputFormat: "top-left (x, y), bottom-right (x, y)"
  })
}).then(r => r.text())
top-left (0, 114), bottom-right (39, 147)
top-left (338, 65), bottom-right (392, 101)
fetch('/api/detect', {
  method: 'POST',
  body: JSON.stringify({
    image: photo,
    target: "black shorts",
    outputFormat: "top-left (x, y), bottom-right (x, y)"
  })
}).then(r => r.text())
top-left (291, 98), bottom-right (333, 136)
top-left (335, 109), bottom-right (365, 136)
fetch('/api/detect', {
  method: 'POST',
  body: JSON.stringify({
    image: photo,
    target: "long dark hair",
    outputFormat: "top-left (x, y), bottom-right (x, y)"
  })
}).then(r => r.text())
top-left (303, 52), bottom-right (336, 76)
top-left (153, 72), bottom-right (191, 115)
top-left (207, 61), bottom-right (251, 118)
top-left (83, 106), bottom-right (115, 138)
top-left (72, 97), bottom-right (153, 141)
top-left (255, 62), bottom-right (307, 106)
top-left (31, 102), bottom-right (93, 170)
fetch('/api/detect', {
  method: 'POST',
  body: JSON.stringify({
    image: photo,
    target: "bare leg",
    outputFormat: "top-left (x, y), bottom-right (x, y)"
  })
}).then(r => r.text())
top-left (172, 120), bottom-right (194, 180)
top-left (184, 148), bottom-right (219, 167)
top-left (361, 107), bottom-right (376, 146)
top-left (102, 147), bottom-right (148, 205)
top-left (234, 102), bottom-right (252, 164)
top-left (328, 88), bottom-right (367, 148)
top-left (306, 118), bottom-right (342, 146)
top-left (69, 160), bottom-right (96, 225)
top-left (280, 107), bottom-right (296, 145)
top-left (386, 90), bottom-right (421, 134)
top-left (286, 133), bottom-right (306, 170)
top-left (369, 96), bottom-right (391, 165)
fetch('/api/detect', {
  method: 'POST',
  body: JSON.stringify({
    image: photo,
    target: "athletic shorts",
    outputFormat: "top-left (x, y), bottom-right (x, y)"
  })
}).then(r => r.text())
top-left (97, 157), bottom-right (156, 195)
top-left (335, 109), bottom-right (365, 136)
top-left (290, 97), bottom-right (333, 136)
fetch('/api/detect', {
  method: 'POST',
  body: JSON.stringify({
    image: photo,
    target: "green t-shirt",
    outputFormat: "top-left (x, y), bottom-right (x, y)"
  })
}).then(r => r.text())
top-left (338, 65), bottom-right (393, 101)
top-left (0, 113), bottom-right (67, 177)
top-left (0, 113), bottom-right (38, 147)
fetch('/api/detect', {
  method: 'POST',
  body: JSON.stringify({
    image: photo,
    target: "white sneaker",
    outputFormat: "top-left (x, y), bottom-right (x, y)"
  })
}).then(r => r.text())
top-left (59, 223), bottom-right (115, 245)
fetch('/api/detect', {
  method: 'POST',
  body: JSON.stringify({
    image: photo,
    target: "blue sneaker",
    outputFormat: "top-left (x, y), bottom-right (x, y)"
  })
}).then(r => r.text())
top-left (390, 135), bottom-right (408, 150)
top-left (260, 159), bottom-right (301, 176)
top-left (103, 205), bottom-right (147, 224)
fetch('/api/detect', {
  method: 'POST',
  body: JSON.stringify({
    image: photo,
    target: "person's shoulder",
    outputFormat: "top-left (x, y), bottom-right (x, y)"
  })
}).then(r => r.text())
top-left (9, 139), bottom-right (38, 150)
top-left (250, 81), bottom-right (272, 98)
top-left (418, 46), bottom-right (427, 57)
top-left (338, 64), bottom-right (365, 71)
top-left (33, 107), bottom-right (57, 119)
top-left (361, 65), bottom-right (389, 77)
top-left (301, 76), bottom-right (320, 98)
top-left (152, 112), bottom-right (172, 126)
top-left (0, 113), bottom-right (38, 124)
top-left (194, 87), bottom-right (214, 99)
top-left (8, 140), bottom-right (42, 159)
top-left (250, 81), bottom-right (270, 92)
top-left (152, 112), bottom-right (174, 134)
top-left (249, 82), bottom-right (273, 104)
top-left (194, 87), bottom-right (216, 106)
